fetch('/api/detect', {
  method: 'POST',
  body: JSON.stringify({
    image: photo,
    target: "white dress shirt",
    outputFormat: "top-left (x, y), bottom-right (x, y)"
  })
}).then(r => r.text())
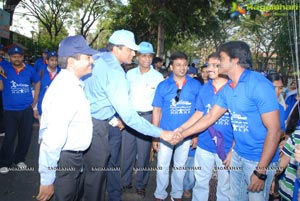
top-left (38, 69), bottom-right (93, 185)
top-left (126, 66), bottom-right (163, 112)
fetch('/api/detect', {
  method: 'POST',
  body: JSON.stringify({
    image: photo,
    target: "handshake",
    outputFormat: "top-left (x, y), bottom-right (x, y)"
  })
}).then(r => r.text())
top-left (160, 127), bottom-right (185, 145)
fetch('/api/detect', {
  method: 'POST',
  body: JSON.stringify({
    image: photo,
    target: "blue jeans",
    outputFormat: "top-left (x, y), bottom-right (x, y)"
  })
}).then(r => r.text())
top-left (183, 156), bottom-right (195, 190)
top-left (193, 147), bottom-right (230, 201)
top-left (154, 139), bottom-right (190, 199)
top-left (230, 151), bottom-right (277, 201)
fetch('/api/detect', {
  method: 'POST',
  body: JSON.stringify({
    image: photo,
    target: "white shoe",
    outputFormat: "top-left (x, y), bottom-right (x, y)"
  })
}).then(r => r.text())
top-left (0, 132), bottom-right (5, 137)
top-left (16, 162), bottom-right (27, 169)
top-left (0, 167), bottom-right (9, 174)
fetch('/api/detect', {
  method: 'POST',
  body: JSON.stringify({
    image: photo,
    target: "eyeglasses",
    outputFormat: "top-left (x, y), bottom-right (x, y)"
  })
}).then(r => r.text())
top-left (175, 89), bottom-right (182, 103)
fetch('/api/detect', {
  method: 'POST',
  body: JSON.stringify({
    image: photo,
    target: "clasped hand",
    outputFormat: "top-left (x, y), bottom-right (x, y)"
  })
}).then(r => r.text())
top-left (160, 128), bottom-right (184, 145)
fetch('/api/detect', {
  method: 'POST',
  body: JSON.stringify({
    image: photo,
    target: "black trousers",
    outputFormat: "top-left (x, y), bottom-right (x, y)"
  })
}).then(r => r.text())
top-left (82, 118), bottom-right (110, 201)
top-left (54, 151), bottom-right (83, 201)
top-left (0, 106), bottom-right (33, 167)
top-left (0, 92), bottom-right (5, 133)
top-left (107, 125), bottom-right (122, 201)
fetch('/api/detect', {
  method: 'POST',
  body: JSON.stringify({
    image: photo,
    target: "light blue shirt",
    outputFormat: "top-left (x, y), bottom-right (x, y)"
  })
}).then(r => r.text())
top-left (39, 70), bottom-right (93, 185)
top-left (126, 66), bottom-right (163, 111)
top-left (83, 52), bottom-right (163, 137)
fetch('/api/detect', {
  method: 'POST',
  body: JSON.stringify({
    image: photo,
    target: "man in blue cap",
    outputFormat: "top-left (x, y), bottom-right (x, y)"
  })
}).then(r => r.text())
top-left (120, 41), bottom-right (164, 198)
top-left (0, 45), bottom-right (40, 174)
top-left (33, 51), bottom-right (61, 129)
top-left (82, 30), bottom-right (175, 201)
top-left (36, 35), bottom-right (98, 201)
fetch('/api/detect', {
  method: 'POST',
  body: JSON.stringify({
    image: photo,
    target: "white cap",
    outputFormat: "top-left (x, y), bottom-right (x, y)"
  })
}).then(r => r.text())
top-left (108, 29), bottom-right (140, 51)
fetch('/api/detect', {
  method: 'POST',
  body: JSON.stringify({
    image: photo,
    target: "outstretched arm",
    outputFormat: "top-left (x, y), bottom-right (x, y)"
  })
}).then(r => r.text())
top-left (180, 105), bottom-right (227, 139)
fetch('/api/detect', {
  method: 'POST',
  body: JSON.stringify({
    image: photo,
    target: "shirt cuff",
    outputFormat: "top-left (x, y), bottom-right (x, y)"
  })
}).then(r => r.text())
top-left (40, 171), bottom-right (56, 185)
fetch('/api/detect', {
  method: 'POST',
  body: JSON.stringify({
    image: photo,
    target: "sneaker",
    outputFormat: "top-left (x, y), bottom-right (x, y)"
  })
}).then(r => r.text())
top-left (171, 197), bottom-right (182, 201)
top-left (0, 132), bottom-right (5, 137)
top-left (16, 162), bottom-right (27, 169)
top-left (0, 167), bottom-right (9, 174)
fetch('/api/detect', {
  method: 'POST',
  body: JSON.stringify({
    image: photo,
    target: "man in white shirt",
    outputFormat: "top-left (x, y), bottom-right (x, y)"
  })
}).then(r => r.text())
top-left (36, 35), bottom-right (98, 201)
top-left (121, 41), bottom-right (164, 198)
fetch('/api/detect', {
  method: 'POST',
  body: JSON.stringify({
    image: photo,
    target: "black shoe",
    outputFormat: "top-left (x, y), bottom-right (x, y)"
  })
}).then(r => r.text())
top-left (122, 183), bottom-right (132, 191)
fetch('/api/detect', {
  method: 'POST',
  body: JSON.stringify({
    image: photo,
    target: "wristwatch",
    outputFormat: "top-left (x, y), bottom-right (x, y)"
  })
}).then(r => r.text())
top-left (253, 170), bottom-right (267, 181)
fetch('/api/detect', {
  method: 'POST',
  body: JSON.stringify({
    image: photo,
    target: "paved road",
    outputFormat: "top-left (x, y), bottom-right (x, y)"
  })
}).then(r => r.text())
top-left (0, 122), bottom-right (217, 201)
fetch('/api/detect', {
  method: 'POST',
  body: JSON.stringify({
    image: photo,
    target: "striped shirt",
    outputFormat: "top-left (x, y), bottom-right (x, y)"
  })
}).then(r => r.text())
top-left (279, 130), bottom-right (300, 200)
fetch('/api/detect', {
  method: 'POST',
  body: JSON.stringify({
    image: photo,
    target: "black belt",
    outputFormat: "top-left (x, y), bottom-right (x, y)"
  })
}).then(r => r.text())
top-left (63, 150), bottom-right (83, 154)
top-left (137, 111), bottom-right (152, 116)
top-left (102, 114), bottom-right (116, 122)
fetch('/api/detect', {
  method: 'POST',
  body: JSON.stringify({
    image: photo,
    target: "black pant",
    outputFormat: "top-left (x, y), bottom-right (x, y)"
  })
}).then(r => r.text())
top-left (82, 118), bottom-right (110, 201)
top-left (0, 92), bottom-right (5, 133)
top-left (107, 125), bottom-right (122, 201)
top-left (0, 106), bottom-right (33, 167)
top-left (54, 151), bottom-right (83, 201)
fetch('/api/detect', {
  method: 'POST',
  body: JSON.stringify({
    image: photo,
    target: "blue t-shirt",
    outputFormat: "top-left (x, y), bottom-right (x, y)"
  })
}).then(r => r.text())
top-left (279, 103), bottom-right (285, 131)
top-left (216, 69), bottom-right (279, 162)
top-left (196, 80), bottom-right (234, 154)
top-left (37, 66), bottom-right (61, 115)
top-left (0, 62), bottom-right (40, 110)
top-left (34, 58), bottom-right (47, 73)
top-left (152, 73), bottom-right (202, 130)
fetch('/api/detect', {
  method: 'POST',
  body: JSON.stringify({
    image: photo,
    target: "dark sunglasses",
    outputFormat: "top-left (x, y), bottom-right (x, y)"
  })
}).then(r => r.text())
top-left (175, 89), bottom-right (182, 103)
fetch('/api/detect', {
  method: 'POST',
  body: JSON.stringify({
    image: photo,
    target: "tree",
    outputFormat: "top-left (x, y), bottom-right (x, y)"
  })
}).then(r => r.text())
top-left (108, 0), bottom-right (213, 58)
top-left (70, 0), bottom-right (117, 46)
top-left (19, 0), bottom-right (72, 47)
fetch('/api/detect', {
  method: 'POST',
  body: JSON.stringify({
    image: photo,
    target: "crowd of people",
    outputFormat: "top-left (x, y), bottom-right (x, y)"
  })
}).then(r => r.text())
top-left (0, 29), bottom-right (299, 201)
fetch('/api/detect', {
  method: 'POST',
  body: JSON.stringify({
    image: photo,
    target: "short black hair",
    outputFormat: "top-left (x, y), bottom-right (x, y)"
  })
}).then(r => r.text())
top-left (207, 52), bottom-right (219, 60)
top-left (266, 72), bottom-right (284, 84)
top-left (218, 41), bottom-right (252, 69)
top-left (169, 52), bottom-right (188, 66)
top-left (152, 57), bottom-right (163, 64)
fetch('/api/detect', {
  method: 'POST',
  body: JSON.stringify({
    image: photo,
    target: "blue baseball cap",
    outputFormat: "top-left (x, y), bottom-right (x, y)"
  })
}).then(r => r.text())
top-left (201, 63), bottom-right (208, 68)
top-left (43, 49), bottom-right (49, 54)
top-left (138, 41), bottom-right (154, 54)
top-left (8, 45), bottom-right (24, 55)
top-left (108, 29), bottom-right (140, 51)
top-left (0, 44), bottom-right (4, 50)
top-left (58, 35), bottom-right (98, 57)
top-left (187, 66), bottom-right (197, 75)
top-left (46, 51), bottom-right (58, 59)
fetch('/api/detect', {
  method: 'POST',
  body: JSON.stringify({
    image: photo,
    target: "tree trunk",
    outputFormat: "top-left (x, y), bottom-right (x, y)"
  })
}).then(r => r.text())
top-left (157, 21), bottom-right (165, 58)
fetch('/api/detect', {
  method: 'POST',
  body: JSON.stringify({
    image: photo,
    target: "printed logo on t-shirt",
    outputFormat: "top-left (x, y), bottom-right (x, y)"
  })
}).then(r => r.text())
top-left (170, 99), bottom-right (192, 115)
top-left (206, 103), bottom-right (231, 126)
top-left (10, 80), bottom-right (30, 94)
top-left (230, 111), bottom-right (249, 132)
